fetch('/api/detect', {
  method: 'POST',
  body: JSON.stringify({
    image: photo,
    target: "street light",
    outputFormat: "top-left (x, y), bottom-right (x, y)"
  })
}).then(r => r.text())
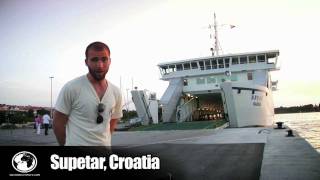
top-left (126, 88), bottom-right (129, 112)
top-left (49, 76), bottom-right (54, 119)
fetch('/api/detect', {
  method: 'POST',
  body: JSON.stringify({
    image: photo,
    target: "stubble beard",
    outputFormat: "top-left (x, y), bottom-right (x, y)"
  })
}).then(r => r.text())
top-left (88, 67), bottom-right (107, 81)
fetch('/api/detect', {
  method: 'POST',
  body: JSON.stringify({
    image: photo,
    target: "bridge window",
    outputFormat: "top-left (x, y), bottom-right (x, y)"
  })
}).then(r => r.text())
top-left (267, 53), bottom-right (277, 64)
top-left (211, 59), bottom-right (217, 69)
top-left (240, 56), bottom-right (247, 64)
top-left (232, 57), bottom-right (239, 65)
top-left (207, 76), bottom-right (216, 84)
top-left (196, 77), bottom-right (205, 84)
top-left (249, 56), bottom-right (256, 63)
top-left (169, 65), bottom-right (176, 72)
top-left (176, 64), bottom-right (183, 71)
top-left (224, 57), bottom-right (230, 68)
top-left (247, 72), bottom-right (253, 80)
top-left (183, 63), bottom-right (190, 70)
top-left (218, 58), bottom-right (224, 68)
top-left (191, 62), bottom-right (198, 69)
top-left (199, 61), bottom-right (204, 70)
top-left (205, 60), bottom-right (211, 70)
top-left (160, 66), bottom-right (168, 75)
top-left (257, 55), bottom-right (266, 62)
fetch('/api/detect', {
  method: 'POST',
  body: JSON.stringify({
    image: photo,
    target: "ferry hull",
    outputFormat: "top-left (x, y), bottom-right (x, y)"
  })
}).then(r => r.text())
top-left (221, 82), bottom-right (274, 127)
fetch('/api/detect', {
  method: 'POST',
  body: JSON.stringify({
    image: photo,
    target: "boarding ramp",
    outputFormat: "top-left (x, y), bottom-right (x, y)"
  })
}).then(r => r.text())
top-left (176, 97), bottom-right (197, 122)
top-left (131, 90), bottom-right (151, 125)
top-left (160, 78), bottom-right (183, 122)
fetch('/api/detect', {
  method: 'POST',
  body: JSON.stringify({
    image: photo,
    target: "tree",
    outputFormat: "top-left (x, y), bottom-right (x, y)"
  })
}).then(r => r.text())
top-left (37, 108), bottom-right (50, 115)
top-left (121, 110), bottom-right (138, 122)
top-left (0, 111), bottom-right (6, 124)
top-left (27, 109), bottom-right (34, 118)
top-left (11, 112), bottom-right (25, 124)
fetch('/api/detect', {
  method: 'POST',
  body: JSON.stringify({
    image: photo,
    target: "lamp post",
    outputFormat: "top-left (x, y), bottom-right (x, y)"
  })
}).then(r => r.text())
top-left (49, 76), bottom-right (54, 119)
top-left (126, 88), bottom-right (129, 112)
top-left (8, 106), bottom-right (13, 134)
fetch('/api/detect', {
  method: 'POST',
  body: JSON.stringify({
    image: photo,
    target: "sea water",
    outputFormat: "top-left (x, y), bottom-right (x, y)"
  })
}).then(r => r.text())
top-left (275, 112), bottom-right (320, 153)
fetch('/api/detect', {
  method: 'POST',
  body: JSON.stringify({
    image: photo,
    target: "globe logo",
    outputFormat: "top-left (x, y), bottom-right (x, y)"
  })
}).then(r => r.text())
top-left (11, 151), bottom-right (37, 173)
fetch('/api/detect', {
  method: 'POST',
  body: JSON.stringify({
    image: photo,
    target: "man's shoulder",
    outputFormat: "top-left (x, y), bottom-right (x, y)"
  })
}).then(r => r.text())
top-left (64, 75), bottom-right (86, 89)
top-left (108, 81), bottom-right (121, 97)
top-left (108, 81), bottom-right (120, 92)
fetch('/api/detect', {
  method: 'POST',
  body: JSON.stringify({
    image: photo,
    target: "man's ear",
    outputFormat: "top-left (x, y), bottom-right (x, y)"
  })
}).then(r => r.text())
top-left (85, 59), bottom-right (88, 66)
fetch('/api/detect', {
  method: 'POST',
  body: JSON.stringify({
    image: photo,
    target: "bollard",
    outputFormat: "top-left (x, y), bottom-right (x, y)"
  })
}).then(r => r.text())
top-left (275, 122), bottom-right (285, 129)
top-left (286, 129), bottom-right (294, 137)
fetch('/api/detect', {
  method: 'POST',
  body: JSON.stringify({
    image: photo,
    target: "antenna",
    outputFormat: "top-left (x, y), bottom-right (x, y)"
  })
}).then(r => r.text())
top-left (209, 12), bottom-right (220, 56)
top-left (214, 12), bottom-right (219, 56)
top-left (208, 13), bottom-right (235, 56)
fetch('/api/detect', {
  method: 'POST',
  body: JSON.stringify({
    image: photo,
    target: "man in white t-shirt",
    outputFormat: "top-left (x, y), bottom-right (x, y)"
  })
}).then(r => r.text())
top-left (53, 41), bottom-right (123, 146)
top-left (42, 113), bottom-right (51, 135)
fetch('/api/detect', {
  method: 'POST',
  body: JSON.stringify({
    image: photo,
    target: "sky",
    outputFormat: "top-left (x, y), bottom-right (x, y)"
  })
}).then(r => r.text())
top-left (0, 0), bottom-right (320, 108)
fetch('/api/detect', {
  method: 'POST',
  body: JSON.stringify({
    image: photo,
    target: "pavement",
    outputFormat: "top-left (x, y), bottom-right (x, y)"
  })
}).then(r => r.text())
top-left (0, 128), bottom-right (58, 146)
top-left (0, 124), bottom-right (320, 179)
top-left (260, 127), bottom-right (320, 180)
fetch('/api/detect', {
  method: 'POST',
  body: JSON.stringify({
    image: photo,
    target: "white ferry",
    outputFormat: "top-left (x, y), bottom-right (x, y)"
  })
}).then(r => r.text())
top-left (132, 14), bottom-right (280, 128)
top-left (158, 49), bottom-right (280, 127)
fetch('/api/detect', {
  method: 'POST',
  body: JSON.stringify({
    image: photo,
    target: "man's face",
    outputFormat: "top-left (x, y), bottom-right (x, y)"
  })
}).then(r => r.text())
top-left (85, 48), bottom-right (111, 81)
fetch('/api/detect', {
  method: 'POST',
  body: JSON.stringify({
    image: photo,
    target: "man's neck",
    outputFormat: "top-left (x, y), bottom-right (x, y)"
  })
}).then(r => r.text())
top-left (87, 73), bottom-right (108, 100)
top-left (87, 73), bottom-right (107, 87)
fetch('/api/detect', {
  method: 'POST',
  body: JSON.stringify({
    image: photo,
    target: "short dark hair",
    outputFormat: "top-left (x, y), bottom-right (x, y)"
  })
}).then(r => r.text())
top-left (85, 41), bottom-right (110, 59)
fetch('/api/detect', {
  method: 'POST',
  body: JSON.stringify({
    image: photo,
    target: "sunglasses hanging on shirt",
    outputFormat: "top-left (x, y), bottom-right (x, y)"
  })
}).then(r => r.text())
top-left (97, 103), bottom-right (105, 124)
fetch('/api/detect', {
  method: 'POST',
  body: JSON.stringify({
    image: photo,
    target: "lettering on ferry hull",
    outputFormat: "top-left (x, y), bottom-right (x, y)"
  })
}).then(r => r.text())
top-left (251, 94), bottom-right (263, 106)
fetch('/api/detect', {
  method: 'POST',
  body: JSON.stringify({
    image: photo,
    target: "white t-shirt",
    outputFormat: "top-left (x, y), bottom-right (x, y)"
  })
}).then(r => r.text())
top-left (43, 114), bottom-right (51, 124)
top-left (55, 75), bottom-right (123, 146)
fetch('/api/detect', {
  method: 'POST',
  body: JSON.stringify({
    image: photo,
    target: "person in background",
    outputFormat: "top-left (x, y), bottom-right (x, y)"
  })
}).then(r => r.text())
top-left (53, 41), bottom-right (123, 146)
top-left (35, 115), bottom-right (42, 135)
top-left (34, 115), bottom-right (37, 133)
top-left (42, 113), bottom-right (51, 136)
